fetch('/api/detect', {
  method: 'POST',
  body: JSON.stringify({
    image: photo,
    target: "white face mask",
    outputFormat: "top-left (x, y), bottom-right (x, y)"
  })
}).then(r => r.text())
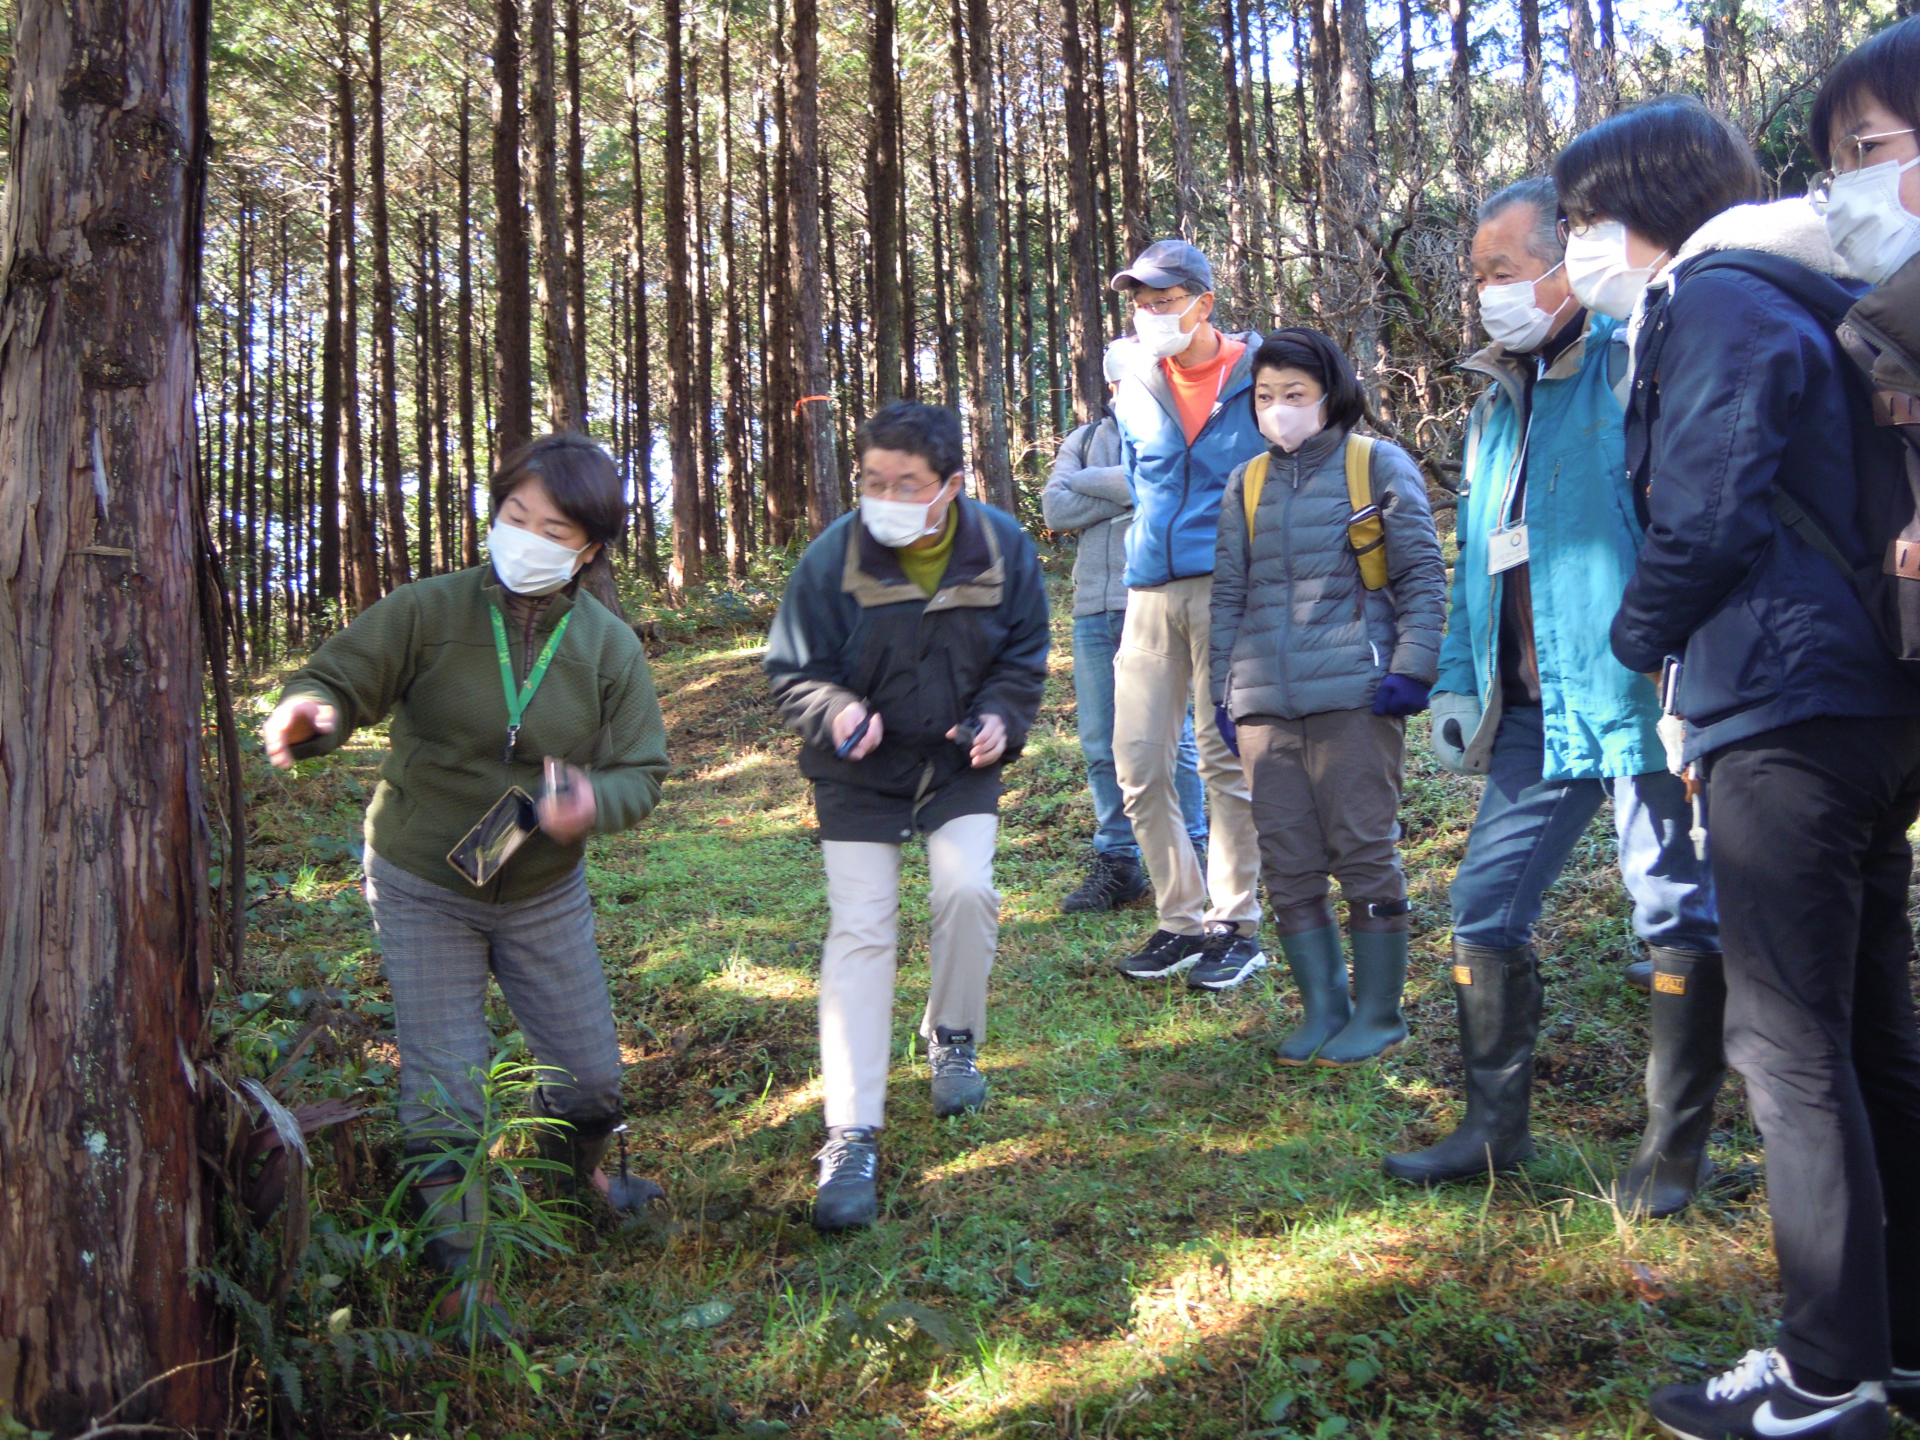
top-left (1132, 296), bottom-right (1201, 360)
top-left (1479, 262), bottom-right (1572, 352)
top-left (1821, 155), bottom-right (1920, 286)
top-left (1565, 221), bottom-right (1667, 321)
top-left (488, 521), bottom-right (587, 596)
top-left (1257, 397), bottom-right (1326, 453)
top-left (861, 489), bottom-right (950, 548)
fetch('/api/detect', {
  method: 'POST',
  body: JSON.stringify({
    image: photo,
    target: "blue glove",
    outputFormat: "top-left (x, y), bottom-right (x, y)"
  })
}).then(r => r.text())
top-left (1372, 674), bottom-right (1431, 717)
top-left (1213, 704), bottom-right (1240, 757)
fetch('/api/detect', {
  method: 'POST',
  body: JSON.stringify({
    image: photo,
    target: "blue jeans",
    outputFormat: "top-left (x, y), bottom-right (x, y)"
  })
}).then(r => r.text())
top-left (1450, 706), bottom-right (1719, 952)
top-left (1073, 609), bottom-right (1207, 859)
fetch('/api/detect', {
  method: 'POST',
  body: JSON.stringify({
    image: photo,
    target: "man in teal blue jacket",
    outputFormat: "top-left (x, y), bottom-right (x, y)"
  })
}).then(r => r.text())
top-left (1382, 180), bottom-right (1722, 1217)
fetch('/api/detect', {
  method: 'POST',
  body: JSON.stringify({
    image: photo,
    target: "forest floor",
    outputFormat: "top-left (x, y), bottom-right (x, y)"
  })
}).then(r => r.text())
top-left (228, 553), bottom-right (1920, 1440)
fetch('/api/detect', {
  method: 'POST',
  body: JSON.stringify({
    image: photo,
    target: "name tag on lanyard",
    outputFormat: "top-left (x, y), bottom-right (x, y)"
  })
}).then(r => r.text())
top-left (1488, 524), bottom-right (1530, 574)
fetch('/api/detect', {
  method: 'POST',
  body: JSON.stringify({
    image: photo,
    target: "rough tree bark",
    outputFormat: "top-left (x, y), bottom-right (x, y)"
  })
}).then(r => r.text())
top-left (662, 0), bottom-right (700, 591)
top-left (866, 0), bottom-right (904, 408)
top-left (528, 0), bottom-right (580, 433)
top-left (719, 17), bottom-right (752, 575)
top-left (457, 79), bottom-right (479, 565)
top-left (368, 0), bottom-right (411, 587)
top-left (1114, 0), bottom-right (1149, 252)
top-left (563, 0), bottom-right (588, 425)
top-left (492, 0), bottom-right (534, 457)
top-left (1520, 0), bottom-right (1546, 165)
top-left (1060, 0), bottom-right (1106, 423)
top-left (0, 0), bottom-right (223, 1426)
top-left (957, 0), bottom-right (1017, 511)
top-left (1162, 0), bottom-right (1196, 236)
top-left (788, 0), bottom-right (842, 533)
top-left (336, 0), bottom-right (377, 609)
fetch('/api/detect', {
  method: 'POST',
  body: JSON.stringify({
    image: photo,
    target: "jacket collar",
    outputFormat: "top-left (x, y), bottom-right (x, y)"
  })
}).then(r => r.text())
top-left (1847, 249), bottom-right (1920, 372)
top-left (1673, 197), bottom-right (1846, 282)
top-left (483, 570), bottom-right (579, 631)
top-left (841, 495), bottom-right (1006, 610)
top-left (1132, 328), bottom-right (1262, 437)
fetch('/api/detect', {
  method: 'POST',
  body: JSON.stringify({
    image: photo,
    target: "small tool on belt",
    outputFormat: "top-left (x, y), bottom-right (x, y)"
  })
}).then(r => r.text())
top-left (1662, 658), bottom-right (1708, 862)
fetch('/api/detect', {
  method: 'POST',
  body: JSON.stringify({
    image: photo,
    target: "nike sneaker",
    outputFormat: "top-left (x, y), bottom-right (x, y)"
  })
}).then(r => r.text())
top-left (1648, 1348), bottom-right (1888, 1440)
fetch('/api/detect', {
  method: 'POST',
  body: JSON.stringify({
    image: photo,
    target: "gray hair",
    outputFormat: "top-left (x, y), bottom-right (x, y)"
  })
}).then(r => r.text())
top-left (1479, 178), bottom-right (1564, 264)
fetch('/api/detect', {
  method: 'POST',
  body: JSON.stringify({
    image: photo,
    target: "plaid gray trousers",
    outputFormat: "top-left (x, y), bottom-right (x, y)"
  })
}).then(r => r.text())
top-left (363, 849), bottom-right (624, 1147)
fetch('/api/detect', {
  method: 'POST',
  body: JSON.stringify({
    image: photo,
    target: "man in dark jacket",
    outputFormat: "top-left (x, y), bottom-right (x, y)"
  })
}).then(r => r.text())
top-left (764, 402), bottom-right (1049, 1233)
top-left (1559, 96), bottom-right (1920, 1438)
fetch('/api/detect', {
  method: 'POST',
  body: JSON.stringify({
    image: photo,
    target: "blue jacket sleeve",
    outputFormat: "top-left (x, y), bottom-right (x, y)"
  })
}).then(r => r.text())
top-left (1610, 274), bottom-right (1807, 675)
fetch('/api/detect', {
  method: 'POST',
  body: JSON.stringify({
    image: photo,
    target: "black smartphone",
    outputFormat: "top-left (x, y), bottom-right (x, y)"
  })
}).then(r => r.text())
top-left (836, 709), bottom-right (875, 759)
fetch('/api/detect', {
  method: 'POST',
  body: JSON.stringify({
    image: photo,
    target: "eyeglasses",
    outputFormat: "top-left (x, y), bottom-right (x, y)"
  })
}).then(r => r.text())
top-left (860, 476), bottom-right (949, 502)
top-left (1132, 291), bottom-right (1202, 315)
top-left (1811, 128), bottom-right (1917, 204)
top-left (1555, 217), bottom-right (1605, 243)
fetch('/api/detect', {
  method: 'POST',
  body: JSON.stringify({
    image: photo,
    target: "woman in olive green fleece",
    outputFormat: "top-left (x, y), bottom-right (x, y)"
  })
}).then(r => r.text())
top-left (260, 434), bottom-right (670, 1312)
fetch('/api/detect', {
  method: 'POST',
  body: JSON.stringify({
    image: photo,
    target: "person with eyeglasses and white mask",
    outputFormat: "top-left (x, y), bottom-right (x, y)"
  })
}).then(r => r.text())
top-left (1548, 92), bottom-right (1920, 1440)
top-left (1383, 177), bottom-right (1725, 1216)
top-left (763, 402), bottom-right (1049, 1233)
top-left (1104, 239), bottom-right (1271, 992)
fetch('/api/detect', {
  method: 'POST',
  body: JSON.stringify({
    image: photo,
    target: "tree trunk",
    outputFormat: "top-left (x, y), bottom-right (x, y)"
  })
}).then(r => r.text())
top-left (0, 0), bottom-right (223, 1421)
top-left (337, 0), bottom-right (378, 609)
top-left (368, 0), bottom-right (411, 587)
top-left (563, 0), bottom-right (589, 424)
top-left (1450, 0), bottom-right (1475, 348)
top-left (1520, 0), bottom-right (1546, 166)
top-left (1162, 0), bottom-right (1196, 236)
top-left (719, 16), bottom-right (752, 575)
top-left (1114, 0), bottom-right (1149, 251)
top-left (689, 51), bottom-right (720, 561)
top-left (765, 15), bottom-right (804, 550)
top-left (457, 80), bottom-right (480, 566)
top-left (413, 212), bottom-right (436, 577)
top-left (492, 0), bottom-right (534, 456)
top-left (866, 0), bottom-right (905, 407)
top-left (626, 40), bottom-right (664, 586)
top-left (1061, 0), bottom-right (1106, 423)
top-left (1333, 0), bottom-right (1379, 379)
top-left (662, 0), bottom-right (701, 591)
top-left (1567, 0), bottom-right (1600, 130)
top-left (955, 0), bottom-right (1017, 511)
top-left (321, 106), bottom-right (345, 611)
top-left (1218, 0), bottom-right (1253, 311)
top-left (1088, 0), bottom-right (1125, 331)
top-left (528, 0), bottom-right (579, 432)
top-left (788, 0), bottom-right (842, 533)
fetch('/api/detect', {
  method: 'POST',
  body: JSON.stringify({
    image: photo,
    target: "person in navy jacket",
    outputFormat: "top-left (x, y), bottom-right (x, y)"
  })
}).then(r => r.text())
top-left (1561, 94), bottom-right (1920, 1440)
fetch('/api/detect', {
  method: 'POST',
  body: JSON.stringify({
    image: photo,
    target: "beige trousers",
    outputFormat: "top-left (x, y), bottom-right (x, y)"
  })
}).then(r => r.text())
top-left (1112, 576), bottom-right (1262, 934)
top-left (818, 813), bottom-right (1000, 1129)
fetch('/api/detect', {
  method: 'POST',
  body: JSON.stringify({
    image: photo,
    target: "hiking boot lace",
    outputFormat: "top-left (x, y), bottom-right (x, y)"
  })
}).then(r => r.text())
top-left (930, 1042), bottom-right (979, 1080)
top-left (813, 1136), bottom-right (877, 1186)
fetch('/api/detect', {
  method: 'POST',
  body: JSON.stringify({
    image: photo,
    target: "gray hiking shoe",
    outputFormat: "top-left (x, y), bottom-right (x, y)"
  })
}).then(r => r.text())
top-left (930, 1026), bottom-right (988, 1117)
top-left (812, 1127), bottom-right (880, 1231)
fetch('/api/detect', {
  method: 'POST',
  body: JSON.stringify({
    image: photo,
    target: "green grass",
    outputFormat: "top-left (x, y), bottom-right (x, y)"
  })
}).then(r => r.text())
top-left (227, 561), bottom-right (1920, 1439)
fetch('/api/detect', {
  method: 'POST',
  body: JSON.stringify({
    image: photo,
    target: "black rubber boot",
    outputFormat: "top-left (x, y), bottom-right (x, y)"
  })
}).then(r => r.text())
top-left (1383, 943), bottom-right (1543, 1183)
top-left (1612, 949), bottom-right (1726, 1218)
top-left (1624, 958), bottom-right (1653, 993)
top-left (1317, 928), bottom-right (1409, 1066)
top-left (1272, 923), bottom-right (1351, 1066)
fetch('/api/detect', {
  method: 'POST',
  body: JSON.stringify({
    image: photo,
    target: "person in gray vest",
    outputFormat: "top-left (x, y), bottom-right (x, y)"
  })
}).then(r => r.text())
top-left (1042, 340), bottom-right (1209, 914)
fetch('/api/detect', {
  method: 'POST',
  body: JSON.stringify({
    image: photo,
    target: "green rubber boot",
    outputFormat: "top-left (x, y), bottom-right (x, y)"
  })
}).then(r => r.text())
top-left (1273, 923), bottom-right (1352, 1066)
top-left (1611, 949), bottom-right (1726, 1218)
top-left (1316, 928), bottom-right (1410, 1066)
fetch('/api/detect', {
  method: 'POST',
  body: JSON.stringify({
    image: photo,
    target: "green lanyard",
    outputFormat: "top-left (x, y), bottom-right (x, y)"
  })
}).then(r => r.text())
top-left (490, 605), bottom-right (573, 764)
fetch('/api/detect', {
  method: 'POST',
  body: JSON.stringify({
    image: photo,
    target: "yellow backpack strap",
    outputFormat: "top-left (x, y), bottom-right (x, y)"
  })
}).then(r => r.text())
top-left (1243, 452), bottom-right (1270, 544)
top-left (1344, 435), bottom-right (1390, 590)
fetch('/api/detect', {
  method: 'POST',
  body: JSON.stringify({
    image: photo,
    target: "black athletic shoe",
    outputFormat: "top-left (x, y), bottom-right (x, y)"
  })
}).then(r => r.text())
top-left (1061, 853), bottom-right (1148, 914)
top-left (1890, 1367), bottom-right (1919, 1421)
top-left (1648, 1349), bottom-right (1889, 1440)
top-left (1114, 928), bottom-right (1211, 981)
top-left (1186, 924), bottom-right (1271, 991)
top-left (812, 1128), bottom-right (880, 1232)
top-left (930, 1027), bottom-right (988, 1117)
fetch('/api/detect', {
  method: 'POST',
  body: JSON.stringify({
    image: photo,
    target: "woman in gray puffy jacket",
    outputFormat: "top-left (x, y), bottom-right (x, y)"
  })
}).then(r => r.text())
top-left (1210, 328), bottom-right (1447, 1066)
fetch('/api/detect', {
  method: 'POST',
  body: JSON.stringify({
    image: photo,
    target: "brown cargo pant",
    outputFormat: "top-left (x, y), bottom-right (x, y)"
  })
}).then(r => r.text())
top-left (1239, 707), bottom-right (1409, 934)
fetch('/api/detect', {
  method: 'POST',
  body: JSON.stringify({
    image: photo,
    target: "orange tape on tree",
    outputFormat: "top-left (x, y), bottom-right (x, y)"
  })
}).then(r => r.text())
top-left (794, 394), bottom-right (831, 417)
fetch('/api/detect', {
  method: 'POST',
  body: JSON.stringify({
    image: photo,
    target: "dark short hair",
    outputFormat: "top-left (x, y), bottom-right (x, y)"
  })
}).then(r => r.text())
top-left (855, 401), bottom-right (965, 482)
top-left (1809, 16), bottom-right (1920, 168)
top-left (489, 433), bottom-right (626, 546)
top-left (1249, 328), bottom-right (1367, 433)
top-left (1479, 177), bottom-right (1565, 264)
top-left (1553, 95), bottom-right (1764, 253)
